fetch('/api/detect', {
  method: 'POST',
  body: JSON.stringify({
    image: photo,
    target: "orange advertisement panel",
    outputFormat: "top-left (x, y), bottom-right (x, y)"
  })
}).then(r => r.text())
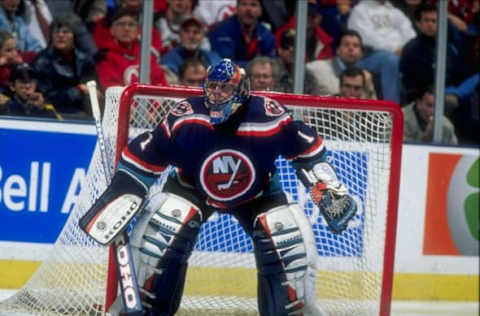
top-left (423, 153), bottom-right (479, 256)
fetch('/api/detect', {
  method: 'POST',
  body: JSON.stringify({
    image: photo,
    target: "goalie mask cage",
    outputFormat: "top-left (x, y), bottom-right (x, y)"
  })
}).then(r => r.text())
top-left (0, 84), bottom-right (403, 316)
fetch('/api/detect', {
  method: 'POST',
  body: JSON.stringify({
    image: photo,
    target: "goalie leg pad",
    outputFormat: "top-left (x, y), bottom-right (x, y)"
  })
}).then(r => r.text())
top-left (253, 204), bottom-right (324, 316)
top-left (129, 193), bottom-right (203, 315)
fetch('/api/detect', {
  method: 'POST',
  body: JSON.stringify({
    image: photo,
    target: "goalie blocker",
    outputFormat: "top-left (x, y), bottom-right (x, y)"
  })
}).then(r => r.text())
top-left (79, 165), bottom-right (154, 245)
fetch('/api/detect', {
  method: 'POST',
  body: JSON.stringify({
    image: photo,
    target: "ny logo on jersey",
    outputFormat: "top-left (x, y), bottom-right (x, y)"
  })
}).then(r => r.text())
top-left (200, 150), bottom-right (255, 201)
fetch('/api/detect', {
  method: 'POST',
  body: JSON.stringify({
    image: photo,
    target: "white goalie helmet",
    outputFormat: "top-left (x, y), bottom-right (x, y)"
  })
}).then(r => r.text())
top-left (203, 58), bottom-right (250, 124)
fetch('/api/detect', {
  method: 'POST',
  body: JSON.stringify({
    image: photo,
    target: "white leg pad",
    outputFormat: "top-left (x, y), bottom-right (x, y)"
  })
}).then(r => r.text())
top-left (129, 192), bottom-right (202, 289)
top-left (289, 204), bottom-right (326, 316)
top-left (255, 204), bottom-right (326, 315)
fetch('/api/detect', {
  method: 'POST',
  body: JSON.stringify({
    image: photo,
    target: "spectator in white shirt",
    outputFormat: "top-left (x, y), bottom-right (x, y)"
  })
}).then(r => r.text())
top-left (344, 0), bottom-right (416, 104)
top-left (347, 0), bottom-right (416, 55)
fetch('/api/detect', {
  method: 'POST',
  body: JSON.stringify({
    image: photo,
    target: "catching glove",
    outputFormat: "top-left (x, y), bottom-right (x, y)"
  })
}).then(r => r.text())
top-left (300, 163), bottom-right (357, 234)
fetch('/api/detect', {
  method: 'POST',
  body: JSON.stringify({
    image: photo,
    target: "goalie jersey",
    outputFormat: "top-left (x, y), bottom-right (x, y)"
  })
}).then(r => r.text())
top-left (121, 95), bottom-right (326, 209)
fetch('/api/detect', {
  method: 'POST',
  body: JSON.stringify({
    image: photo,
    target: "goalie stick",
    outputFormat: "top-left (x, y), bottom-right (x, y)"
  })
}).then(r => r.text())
top-left (85, 81), bottom-right (144, 315)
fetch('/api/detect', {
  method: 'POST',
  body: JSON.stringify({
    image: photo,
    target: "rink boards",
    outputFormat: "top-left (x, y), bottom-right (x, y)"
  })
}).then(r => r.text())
top-left (0, 118), bottom-right (478, 302)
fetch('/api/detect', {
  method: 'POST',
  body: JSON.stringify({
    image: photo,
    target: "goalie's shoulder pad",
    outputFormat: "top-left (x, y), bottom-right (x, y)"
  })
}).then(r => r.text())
top-left (79, 171), bottom-right (148, 245)
top-left (162, 97), bottom-right (209, 134)
top-left (169, 99), bottom-right (194, 117)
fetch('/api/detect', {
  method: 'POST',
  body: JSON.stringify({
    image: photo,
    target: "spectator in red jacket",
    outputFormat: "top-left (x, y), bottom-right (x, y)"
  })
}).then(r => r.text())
top-left (95, 7), bottom-right (168, 89)
top-left (0, 31), bottom-right (25, 90)
top-left (93, 0), bottom-right (163, 60)
top-left (275, 3), bottom-right (334, 62)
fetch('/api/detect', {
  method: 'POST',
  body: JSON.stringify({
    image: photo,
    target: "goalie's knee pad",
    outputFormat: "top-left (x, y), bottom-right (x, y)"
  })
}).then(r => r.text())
top-left (129, 193), bottom-right (202, 315)
top-left (253, 204), bottom-right (324, 316)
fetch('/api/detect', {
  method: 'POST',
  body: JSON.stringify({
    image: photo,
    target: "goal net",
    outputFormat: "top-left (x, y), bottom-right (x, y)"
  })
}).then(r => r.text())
top-left (0, 84), bottom-right (403, 316)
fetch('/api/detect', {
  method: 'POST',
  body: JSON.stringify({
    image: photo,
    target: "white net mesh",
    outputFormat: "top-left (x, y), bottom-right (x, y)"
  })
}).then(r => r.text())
top-left (0, 85), bottom-right (402, 316)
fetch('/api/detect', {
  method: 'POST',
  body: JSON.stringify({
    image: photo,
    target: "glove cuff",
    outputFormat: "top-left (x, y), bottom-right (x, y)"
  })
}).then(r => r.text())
top-left (311, 182), bottom-right (327, 204)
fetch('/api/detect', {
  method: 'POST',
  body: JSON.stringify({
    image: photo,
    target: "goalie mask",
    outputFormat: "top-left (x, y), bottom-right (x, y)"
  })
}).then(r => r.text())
top-left (204, 58), bottom-right (250, 125)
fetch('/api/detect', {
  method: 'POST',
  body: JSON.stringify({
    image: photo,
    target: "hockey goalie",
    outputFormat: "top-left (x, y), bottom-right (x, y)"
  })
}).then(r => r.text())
top-left (79, 59), bottom-right (357, 316)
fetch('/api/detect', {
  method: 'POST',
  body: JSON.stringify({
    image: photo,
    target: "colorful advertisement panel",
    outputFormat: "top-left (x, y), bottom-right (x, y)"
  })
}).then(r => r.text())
top-left (423, 153), bottom-right (479, 256)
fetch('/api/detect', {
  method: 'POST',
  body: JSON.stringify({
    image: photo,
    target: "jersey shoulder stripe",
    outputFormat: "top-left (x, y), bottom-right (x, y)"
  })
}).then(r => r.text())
top-left (121, 147), bottom-right (166, 175)
top-left (287, 137), bottom-right (325, 160)
top-left (235, 95), bottom-right (292, 137)
top-left (170, 114), bottom-right (213, 134)
top-left (236, 114), bottom-right (291, 137)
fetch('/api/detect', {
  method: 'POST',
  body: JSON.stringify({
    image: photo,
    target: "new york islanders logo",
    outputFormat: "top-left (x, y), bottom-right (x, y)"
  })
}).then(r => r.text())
top-left (200, 150), bottom-right (255, 201)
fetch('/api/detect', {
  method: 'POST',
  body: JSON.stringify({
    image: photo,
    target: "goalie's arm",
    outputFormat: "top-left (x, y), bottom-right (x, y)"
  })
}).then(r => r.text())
top-left (292, 124), bottom-right (357, 234)
top-left (80, 132), bottom-right (169, 245)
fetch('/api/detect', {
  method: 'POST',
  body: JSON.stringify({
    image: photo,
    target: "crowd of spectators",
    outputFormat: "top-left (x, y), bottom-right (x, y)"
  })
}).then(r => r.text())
top-left (0, 0), bottom-right (478, 145)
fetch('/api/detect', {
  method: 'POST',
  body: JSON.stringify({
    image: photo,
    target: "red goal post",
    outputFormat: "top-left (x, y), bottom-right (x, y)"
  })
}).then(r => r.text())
top-left (107, 84), bottom-right (403, 315)
top-left (0, 83), bottom-right (403, 316)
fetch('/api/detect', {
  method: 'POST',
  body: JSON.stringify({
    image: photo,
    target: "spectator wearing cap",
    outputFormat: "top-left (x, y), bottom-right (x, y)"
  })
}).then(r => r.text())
top-left (30, 15), bottom-right (99, 119)
top-left (275, 28), bottom-right (321, 95)
top-left (0, 0), bottom-right (43, 54)
top-left (1, 63), bottom-right (61, 119)
top-left (155, 0), bottom-right (198, 55)
top-left (95, 7), bottom-right (168, 89)
top-left (208, 0), bottom-right (275, 67)
top-left (161, 16), bottom-right (220, 77)
top-left (92, 0), bottom-right (163, 59)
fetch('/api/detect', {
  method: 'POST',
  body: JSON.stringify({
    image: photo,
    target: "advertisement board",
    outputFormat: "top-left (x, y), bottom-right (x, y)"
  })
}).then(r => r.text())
top-left (0, 119), bottom-right (96, 243)
top-left (423, 153), bottom-right (479, 256)
top-left (0, 119), bottom-right (478, 301)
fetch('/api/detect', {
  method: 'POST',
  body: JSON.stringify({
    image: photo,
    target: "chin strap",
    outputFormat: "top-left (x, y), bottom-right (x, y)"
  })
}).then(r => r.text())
top-left (206, 98), bottom-right (244, 125)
